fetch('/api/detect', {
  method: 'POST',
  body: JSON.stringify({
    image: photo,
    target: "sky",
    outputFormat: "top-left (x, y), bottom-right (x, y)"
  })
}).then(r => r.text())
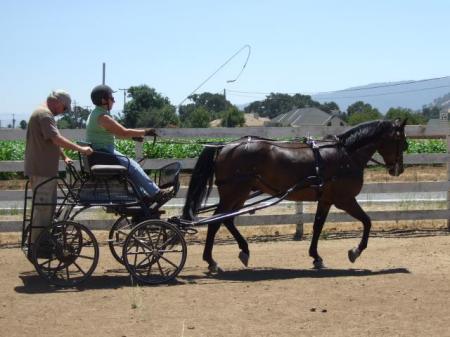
top-left (1, 0), bottom-right (450, 124)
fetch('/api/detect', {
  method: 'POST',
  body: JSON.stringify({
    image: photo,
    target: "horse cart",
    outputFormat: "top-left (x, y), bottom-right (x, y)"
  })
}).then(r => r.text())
top-left (21, 149), bottom-right (190, 287)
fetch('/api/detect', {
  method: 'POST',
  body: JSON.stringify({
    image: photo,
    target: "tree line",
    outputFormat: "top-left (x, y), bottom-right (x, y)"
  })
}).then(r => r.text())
top-left (17, 84), bottom-right (444, 130)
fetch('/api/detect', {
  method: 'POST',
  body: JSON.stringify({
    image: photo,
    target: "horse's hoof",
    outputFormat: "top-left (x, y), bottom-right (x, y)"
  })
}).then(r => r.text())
top-left (313, 259), bottom-right (325, 269)
top-left (348, 247), bottom-right (361, 263)
top-left (238, 251), bottom-right (249, 267)
top-left (208, 263), bottom-right (224, 274)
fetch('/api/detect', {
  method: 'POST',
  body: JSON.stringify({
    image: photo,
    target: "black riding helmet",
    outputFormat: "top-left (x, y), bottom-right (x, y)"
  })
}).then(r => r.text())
top-left (90, 84), bottom-right (115, 106)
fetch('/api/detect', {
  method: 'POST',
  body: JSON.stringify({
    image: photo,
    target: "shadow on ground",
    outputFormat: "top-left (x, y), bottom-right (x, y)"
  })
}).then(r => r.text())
top-left (15, 266), bottom-right (410, 293)
top-left (180, 266), bottom-right (410, 283)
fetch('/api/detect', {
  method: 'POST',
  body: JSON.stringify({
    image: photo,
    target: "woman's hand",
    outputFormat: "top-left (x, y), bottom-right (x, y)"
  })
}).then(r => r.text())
top-left (144, 128), bottom-right (157, 136)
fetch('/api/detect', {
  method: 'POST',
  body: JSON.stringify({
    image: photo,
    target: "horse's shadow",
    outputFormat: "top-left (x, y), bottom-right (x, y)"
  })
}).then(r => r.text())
top-left (15, 267), bottom-right (410, 293)
top-left (180, 267), bottom-right (411, 283)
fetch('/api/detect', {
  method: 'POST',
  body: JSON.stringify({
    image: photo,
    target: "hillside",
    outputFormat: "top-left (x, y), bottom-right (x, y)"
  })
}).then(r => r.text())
top-left (312, 76), bottom-right (450, 113)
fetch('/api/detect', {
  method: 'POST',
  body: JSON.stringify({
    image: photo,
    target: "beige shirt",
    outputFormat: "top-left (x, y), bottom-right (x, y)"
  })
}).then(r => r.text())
top-left (24, 106), bottom-right (61, 177)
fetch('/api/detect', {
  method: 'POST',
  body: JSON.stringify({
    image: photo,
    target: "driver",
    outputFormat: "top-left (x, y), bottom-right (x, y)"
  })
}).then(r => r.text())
top-left (85, 84), bottom-right (171, 205)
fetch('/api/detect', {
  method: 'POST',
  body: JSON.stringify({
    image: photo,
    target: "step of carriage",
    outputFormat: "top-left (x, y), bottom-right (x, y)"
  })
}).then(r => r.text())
top-left (105, 206), bottom-right (165, 216)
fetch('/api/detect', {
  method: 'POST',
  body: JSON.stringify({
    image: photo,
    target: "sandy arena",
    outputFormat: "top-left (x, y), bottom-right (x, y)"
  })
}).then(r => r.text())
top-left (1, 231), bottom-right (450, 337)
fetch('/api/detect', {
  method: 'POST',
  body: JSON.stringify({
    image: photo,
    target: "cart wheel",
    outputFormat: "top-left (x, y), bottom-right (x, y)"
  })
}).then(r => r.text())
top-left (32, 220), bottom-right (99, 287)
top-left (122, 220), bottom-right (187, 285)
top-left (108, 215), bottom-right (133, 265)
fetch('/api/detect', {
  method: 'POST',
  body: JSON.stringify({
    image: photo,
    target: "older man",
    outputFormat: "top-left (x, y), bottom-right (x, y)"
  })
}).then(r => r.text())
top-left (24, 90), bottom-right (93, 248)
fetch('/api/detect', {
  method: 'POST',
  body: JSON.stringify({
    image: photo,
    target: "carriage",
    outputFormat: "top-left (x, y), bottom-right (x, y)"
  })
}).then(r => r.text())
top-left (21, 149), bottom-right (189, 286)
top-left (21, 119), bottom-right (408, 286)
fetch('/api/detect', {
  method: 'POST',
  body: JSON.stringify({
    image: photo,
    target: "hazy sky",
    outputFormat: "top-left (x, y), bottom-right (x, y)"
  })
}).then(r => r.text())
top-left (1, 0), bottom-right (449, 123)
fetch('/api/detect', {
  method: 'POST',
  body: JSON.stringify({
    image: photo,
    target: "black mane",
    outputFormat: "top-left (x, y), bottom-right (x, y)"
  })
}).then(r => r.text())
top-left (338, 120), bottom-right (393, 151)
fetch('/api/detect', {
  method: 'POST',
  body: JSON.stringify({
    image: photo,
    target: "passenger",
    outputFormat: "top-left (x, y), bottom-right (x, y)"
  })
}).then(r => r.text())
top-left (85, 84), bottom-right (171, 204)
top-left (24, 90), bottom-right (93, 247)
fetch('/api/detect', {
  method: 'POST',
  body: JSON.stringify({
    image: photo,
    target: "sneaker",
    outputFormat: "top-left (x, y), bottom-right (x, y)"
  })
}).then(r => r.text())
top-left (144, 188), bottom-right (173, 207)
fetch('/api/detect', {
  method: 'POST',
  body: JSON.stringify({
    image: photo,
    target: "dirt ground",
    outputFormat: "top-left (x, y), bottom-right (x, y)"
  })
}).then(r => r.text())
top-left (1, 232), bottom-right (450, 337)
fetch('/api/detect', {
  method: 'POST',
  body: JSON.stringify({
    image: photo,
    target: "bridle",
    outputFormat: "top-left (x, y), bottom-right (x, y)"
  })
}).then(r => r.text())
top-left (369, 127), bottom-right (406, 175)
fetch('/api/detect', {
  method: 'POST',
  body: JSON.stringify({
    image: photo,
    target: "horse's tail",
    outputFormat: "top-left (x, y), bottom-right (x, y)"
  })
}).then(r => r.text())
top-left (182, 146), bottom-right (219, 220)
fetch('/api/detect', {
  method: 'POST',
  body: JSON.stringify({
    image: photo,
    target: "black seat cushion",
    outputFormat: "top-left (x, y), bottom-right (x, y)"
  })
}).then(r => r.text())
top-left (90, 165), bottom-right (127, 177)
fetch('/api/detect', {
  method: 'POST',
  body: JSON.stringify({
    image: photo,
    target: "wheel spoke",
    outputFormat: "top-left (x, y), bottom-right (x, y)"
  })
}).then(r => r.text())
top-left (72, 260), bottom-right (87, 276)
top-left (50, 260), bottom-right (63, 278)
top-left (136, 255), bottom-right (152, 269)
top-left (37, 256), bottom-right (58, 267)
top-left (77, 254), bottom-right (95, 261)
top-left (159, 255), bottom-right (180, 269)
top-left (156, 259), bottom-right (165, 276)
top-left (65, 265), bottom-right (70, 280)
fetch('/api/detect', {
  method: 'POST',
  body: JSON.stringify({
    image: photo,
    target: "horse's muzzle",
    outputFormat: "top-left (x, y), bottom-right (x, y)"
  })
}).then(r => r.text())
top-left (389, 163), bottom-right (404, 176)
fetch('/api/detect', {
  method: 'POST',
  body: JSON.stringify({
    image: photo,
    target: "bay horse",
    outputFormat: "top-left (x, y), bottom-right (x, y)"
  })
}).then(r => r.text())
top-left (182, 119), bottom-right (408, 272)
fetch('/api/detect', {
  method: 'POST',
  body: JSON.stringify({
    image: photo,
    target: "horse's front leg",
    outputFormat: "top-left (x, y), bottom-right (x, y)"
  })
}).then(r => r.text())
top-left (309, 201), bottom-right (331, 269)
top-left (203, 222), bottom-right (223, 273)
top-left (335, 198), bottom-right (371, 263)
top-left (223, 218), bottom-right (250, 267)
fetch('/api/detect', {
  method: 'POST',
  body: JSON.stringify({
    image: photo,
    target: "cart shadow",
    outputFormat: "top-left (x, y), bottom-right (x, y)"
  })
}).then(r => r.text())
top-left (179, 267), bottom-right (411, 283)
top-left (15, 270), bottom-right (185, 294)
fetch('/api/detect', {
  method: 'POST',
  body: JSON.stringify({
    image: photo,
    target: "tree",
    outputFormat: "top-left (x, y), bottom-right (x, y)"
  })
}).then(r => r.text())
top-left (347, 101), bottom-right (375, 116)
top-left (179, 92), bottom-right (233, 126)
top-left (183, 106), bottom-right (210, 128)
top-left (19, 120), bottom-right (27, 129)
top-left (136, 105), bottom-right (179, 128)
top-left (421, 106), bottom-right (440, 120)
top-left (119, 85), bottom-right (172, 128)
top-left (221, 106), bottom-right (245, 127)
top-left (320, 101), bottom-right (340, 114)
top-left (385, 107), bottom-right (426, 125)
top-left (57, 106), bottom-right (90, 128)
top-left (189, 93), bottom-right (232, 119)
top-left (347, 110), bottom-right (383, 125)
top-left (244, 93), bottom-right (338, 119)
top-left (345, 101), bottom-right (382, 125)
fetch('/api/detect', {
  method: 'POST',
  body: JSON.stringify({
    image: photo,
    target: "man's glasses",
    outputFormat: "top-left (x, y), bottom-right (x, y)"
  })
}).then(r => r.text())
top-left (108, 96), bottom-right (115, 102)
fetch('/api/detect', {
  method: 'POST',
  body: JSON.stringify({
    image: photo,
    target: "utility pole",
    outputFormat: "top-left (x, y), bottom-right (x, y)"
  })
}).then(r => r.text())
top-left (118, 88), bottom-right (129, 114)
top-left (223, 88), bottom-right (226, 99)
top-left (102, 62), bottom-right (106, 85)
top-left (12, 114), bottom-right (16, 128)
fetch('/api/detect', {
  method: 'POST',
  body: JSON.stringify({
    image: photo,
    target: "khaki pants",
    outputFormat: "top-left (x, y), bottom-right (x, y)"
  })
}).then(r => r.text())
top-left (30, 176), bottom-right (57, 243)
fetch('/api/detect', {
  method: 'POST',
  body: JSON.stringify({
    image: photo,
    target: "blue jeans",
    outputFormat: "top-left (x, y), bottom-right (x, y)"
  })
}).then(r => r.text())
top-left (95, 145), bottom-right (160, 198)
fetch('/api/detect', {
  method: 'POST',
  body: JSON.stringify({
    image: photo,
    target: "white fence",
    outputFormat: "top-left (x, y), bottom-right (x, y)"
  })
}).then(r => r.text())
top-left (1, 125), bottom-right (449, 234)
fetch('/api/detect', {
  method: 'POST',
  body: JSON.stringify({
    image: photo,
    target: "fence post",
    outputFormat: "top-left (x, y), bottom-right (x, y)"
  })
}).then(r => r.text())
top-left (447, 109), bottom-right (450, 231)
top-left (440, 108), bottom-right (450, 231)
top-left (135, 141), bottom-right (143, 161)
top-left (293, 201), bottom-right (304, 240)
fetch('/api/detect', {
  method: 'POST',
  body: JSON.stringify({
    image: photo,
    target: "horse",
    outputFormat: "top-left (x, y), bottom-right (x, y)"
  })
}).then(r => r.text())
top-left (182, 119), bottom-right (408, 272)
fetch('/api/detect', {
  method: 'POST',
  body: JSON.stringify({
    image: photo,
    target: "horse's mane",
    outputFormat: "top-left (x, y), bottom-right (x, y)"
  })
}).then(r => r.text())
top-left (337, 120), bottom-right (393, 151)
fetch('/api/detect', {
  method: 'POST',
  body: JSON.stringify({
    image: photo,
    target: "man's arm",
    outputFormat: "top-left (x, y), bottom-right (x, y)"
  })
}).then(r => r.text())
top-left (51, 134), bottom-right (93, 155)
top-left (59, 148), bottom-right (73, 164)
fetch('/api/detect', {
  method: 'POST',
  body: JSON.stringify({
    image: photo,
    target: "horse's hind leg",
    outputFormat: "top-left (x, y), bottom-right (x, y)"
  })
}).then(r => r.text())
top-left (335, 198), bottom-right (371, 263)
top-left (309, 201), bottom-right (331, 269)
top-left (203, 222), bottom-right (222, 273)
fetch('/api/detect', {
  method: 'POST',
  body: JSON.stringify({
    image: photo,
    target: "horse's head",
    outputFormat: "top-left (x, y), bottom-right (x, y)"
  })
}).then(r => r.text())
top-left (377, 118), bottom-right (408, 176)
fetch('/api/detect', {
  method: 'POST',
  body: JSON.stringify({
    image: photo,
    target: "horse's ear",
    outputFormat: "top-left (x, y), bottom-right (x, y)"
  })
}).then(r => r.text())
top-left (394, 118), bottom-right (407, 129)
top-left (400, 118), bottom-right (407, 129)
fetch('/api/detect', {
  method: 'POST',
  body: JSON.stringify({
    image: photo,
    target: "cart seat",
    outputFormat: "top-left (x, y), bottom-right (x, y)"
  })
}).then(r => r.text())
top-left (90, 164), bottom-right (127, 177)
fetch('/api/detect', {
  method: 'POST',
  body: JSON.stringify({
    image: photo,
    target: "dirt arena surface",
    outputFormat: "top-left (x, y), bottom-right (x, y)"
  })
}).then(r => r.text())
top-left (1, 233), bottom-right (450, 337)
